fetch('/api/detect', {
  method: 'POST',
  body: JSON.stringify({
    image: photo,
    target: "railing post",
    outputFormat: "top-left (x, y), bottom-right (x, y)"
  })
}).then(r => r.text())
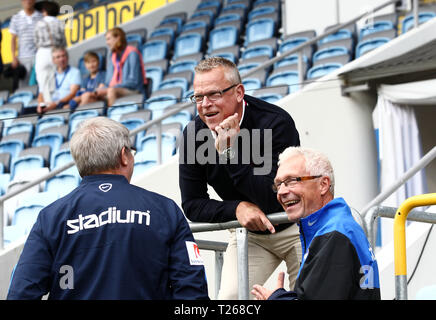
top-left (156, 122), bottom-right (162, 165)
top-left (236, 227), bottom-right (249, 300)
top-left (215, 251), bottom-right (223, 299)
top-left (394, 193), bottom-right (436, 300)
top-left (413, 0), bottom-right (419, 29)
top-left (0, 201), bottom-right (4, 250)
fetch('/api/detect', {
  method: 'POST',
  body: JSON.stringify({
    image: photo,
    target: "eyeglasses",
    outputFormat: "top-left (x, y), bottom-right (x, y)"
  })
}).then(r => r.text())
top-left (272, 175), bottom-right (322, 193)
top-left (190, 84), bottom-right (238, 104)
top-left (125, 146), bottom-right (137, 157)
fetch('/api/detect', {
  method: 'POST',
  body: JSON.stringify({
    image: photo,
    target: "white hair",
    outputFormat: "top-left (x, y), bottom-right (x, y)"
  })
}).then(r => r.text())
top-left (278, 146), bottom-right (335, 196)
top-left (70, 117), bottom-right (131, 177)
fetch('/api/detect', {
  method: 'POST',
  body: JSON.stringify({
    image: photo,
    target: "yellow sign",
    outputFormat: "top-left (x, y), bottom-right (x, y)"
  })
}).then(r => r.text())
top-left (1, 0), bottom-right (175, 64)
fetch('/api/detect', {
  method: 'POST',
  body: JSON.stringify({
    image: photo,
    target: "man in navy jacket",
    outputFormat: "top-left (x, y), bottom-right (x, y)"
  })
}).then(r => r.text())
top-left (251, 147), bottom-right (380, 300)
top-left (7, 117), bottom-right (209, 300)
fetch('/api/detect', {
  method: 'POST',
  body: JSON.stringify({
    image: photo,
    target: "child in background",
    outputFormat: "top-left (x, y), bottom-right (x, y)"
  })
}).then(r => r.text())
top-left (69, 51), bottom-right (106, 111)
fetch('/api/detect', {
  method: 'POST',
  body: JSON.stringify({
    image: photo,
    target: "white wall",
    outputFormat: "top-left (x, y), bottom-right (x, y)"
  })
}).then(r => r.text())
top-left (284, 0), bottom-right (396, 36)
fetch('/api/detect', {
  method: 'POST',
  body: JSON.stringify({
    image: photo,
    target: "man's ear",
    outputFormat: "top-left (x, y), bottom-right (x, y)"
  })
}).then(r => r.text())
top-left (120, 146), bottom-right (129, 167)
top-left (319, 176), bottom-right (331, 196)
top-left (236, 83), bottom-right (245, 103)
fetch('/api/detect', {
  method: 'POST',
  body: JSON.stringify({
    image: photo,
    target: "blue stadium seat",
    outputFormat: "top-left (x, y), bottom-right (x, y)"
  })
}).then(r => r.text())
top-left (359, 21), bottom-right (395, 41)
top-left (11, 155), bottom-right (45, 180)
top-left (138, 133), bottom-right (178, 162)
top-left (209, 26), bottom-right (239, 52)
top-left (149, 27), bottom-right (175, 47)
top-left (35, 114), bottom-right (66, 136)
top-left (159, 16), bottom-right (184, 34)
top-left (245, 18), bottom-right (276, 45)
top-left (319, 29), bottom-right (353, 45)
top-left (51, 148), bottom-right (80, 177)
top-left (11, 204), bottom-right (44, 234)
top-left (307, 63), bottom-right (342, 79)
top-left (145, 95), bottom-right (178, 119)
top-left (174, 33), bottom-right (203, 59)
top-left (162, 109), bottom-right (192, 129)
top-left (158, 78), bottom-right (189, 97)
top-left (0, 108), bottom-right (19, 136)
top-left (182, 20), bottom-right (208, 34)
top-left (313, 46), bottom-right (350, 63)
top-left (402, 11), bottom-right (436, 33)
top-left (241, 45), bottom-right (274, 60)
top-left (248, 5), bottom-right (276, 21)
top-left (68, 109), bottom-right (100, 139)
top-left (45, 174), bottom-right (80, 197)
top-left (242, 78), bottom-right (262, 95)
top-left (169, 60), bottom-right (197, 74)
top-left (142, 40), bottom-right (168, 63)
top-left (197, 0), bottom-right (221, 12)
top-left (8, 91), bottom-right (34, 107)
top-left (266, 70), bottom-right (300, 93)
top-left (0, 140), bottom-right (25, 165)
top-left (145, 66), bottom-right (164, 93)
top-left (0, 173), bottom-right (11, 195)
top-left (215, 13), bottom-right (242, 29)
top-left (32, 132), bottom-right (64, 165)
top-left (5, 121), bottom-right (34, 139)
top-left (355, 37), bottom-right (390, 58)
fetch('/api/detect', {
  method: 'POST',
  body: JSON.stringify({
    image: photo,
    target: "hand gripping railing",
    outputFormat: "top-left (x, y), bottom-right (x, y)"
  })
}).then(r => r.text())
top-left (394, 193), bottom-right (436, 300)
top-left (190, 212), bottom-right (291, 300)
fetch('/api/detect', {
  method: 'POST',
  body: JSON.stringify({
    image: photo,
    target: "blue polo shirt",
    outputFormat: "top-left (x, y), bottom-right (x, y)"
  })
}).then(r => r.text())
top-left (51, 66), bottom-right (81, 101)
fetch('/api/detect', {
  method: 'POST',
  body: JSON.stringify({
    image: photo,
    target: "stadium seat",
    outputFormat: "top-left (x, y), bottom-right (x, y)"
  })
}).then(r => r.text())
top-left (35, 114), bottom-right (66, 136)
top-left (242, 78), bottom-right (262, 94)
top-left (174, 33), bottom-right (204, 59)
top-left (0, 90), bottom-right (9, 106)
top-left (355, 37), bottom-right (390, 58)
top-left (313, 46), bottom-right (350, 63)
top-left (208, 25), bottom-right (239, 52)
top-left (11, 155), bottom-right (45, 181)
top-left (162, 105), bottom-right (193, 129)
top-left (51, 148), bottom-right (80, 177)
top-left (169, 60), bottom-right (197, 74)
top-left (145, 66), bottom-right (164, 93)
top-left (307, 63), bottom-right (342, 80)
top-left (319, 28), bottom-right (353, 45)
top-left (8, 91), bottom-right (34, 107)
top-left (142, 40), bottom-right (169, 63)
top-left (107, 94), bottom-right (144, 122)
top-left (5, 119), bottom-right (35, 139)
top-left (248, 5), bottom-right (277, 21)
top-left (215, 13), bottom-right (243, 31)
top-left (158, 78), bottom-right (189, 98)
top-left (145, 95), bottom-right (179, 119)
top-left (0, 153), bottom-right (11, 174)
top-left (0, 140), bottom-right (25, 165)
top-left (32, 132), bottom-right (64, 165)
top-left (11, 204), bottom-right (44, 234)
top-left (138, 133), bottom-right (178, 162)
top-left (45, 174), bottom-right (80, 197)
top-left (359, 21), bottom-right (395, 41)
top-left (68, 109), bottom-right (100, 139)
top-left (241, 45), bottom-right (274, 60)
top-left (19, 145), bottom-right (51, 168)
top-left (266, 70), bottom-right (300, 93)
top-left (245, 18), bottom-right (276, 45)
top-left (0, 173), bottom-right (11, 195)
top-left (402, 11), bottom-right (436, 33)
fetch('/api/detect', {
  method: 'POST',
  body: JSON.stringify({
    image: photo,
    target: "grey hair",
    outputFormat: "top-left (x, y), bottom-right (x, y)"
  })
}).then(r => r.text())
top-left (278, 146), bottom-right (335, 196)
top-left (195, 56), bottom-right (241, 84)
top-left (70, 117), bottom-right (131, 177)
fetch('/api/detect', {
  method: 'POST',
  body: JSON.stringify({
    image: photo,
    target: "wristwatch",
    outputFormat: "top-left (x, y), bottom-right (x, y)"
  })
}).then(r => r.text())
top-left (220, 147), bottom-right (236, 161)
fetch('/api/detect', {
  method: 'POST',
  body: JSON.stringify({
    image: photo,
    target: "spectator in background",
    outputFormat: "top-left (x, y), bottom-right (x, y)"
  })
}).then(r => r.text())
top-left (92, 27), bottom-right (147, 107)
top-left (68, 51), bottom-right (106, 111)
top-left (36, 46), bottom-right (81, 114)
top-left (34, 0), bottom-right (66, 104)
top-left (9, 0), bottom-right (43, 88)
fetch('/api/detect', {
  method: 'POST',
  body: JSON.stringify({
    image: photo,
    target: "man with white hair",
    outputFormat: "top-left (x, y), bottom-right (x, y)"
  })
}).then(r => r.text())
top-left (7, 117), bottom-right (209, 300)
top-left (251, 146), bottom-right (380, 300)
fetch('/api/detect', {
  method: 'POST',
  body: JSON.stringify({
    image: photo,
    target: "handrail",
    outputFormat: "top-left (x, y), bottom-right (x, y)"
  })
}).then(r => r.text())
top-left (361, 146), bottom-right (436, 218)
top-left (393, 193), bottom-right (436, 300)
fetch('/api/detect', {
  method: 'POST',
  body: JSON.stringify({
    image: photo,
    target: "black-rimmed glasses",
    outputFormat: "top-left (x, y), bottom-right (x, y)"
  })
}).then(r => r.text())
top-left (190, 84), bottom-right (238, 104)
top-left (272, 175), bottom-right (322, 193)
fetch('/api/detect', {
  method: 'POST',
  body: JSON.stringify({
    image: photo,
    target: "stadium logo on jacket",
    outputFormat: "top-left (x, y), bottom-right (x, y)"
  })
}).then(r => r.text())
top-left (66, 206), bottom-right (150, 234)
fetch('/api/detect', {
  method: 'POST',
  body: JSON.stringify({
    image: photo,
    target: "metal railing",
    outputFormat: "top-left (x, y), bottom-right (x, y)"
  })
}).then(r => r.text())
top-left (0, 0), bottom-right (402, 250)
top-left (190, 212), bottom-right (291, 300)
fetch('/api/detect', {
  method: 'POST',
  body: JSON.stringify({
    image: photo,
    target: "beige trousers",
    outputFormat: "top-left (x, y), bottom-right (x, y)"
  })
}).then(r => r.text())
top-left (217, 223), bottom-right (302, 300)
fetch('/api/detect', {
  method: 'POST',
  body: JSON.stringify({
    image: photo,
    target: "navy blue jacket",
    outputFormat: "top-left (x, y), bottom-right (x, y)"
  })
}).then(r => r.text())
top-left (7, 174), bottom-right (209, 300)
top-left (270, 198), bottom-right (380, 300)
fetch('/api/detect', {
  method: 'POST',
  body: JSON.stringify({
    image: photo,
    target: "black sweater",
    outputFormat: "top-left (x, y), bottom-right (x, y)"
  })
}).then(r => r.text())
top-left (178, 95), bottom-right (300, 231)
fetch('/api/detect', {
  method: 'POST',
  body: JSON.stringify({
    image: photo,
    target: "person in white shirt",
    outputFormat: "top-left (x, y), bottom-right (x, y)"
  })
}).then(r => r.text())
top-left (9, 0), bottom-right (43, 88)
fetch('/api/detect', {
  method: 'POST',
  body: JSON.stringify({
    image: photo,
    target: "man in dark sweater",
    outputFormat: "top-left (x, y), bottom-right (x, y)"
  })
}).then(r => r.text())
top-left (179, 57), bottom-right (301, 299)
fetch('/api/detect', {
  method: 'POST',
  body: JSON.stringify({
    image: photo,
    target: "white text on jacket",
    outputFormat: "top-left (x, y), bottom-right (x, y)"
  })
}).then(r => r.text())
top-left (66, 206), bottom-right (151, 234)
